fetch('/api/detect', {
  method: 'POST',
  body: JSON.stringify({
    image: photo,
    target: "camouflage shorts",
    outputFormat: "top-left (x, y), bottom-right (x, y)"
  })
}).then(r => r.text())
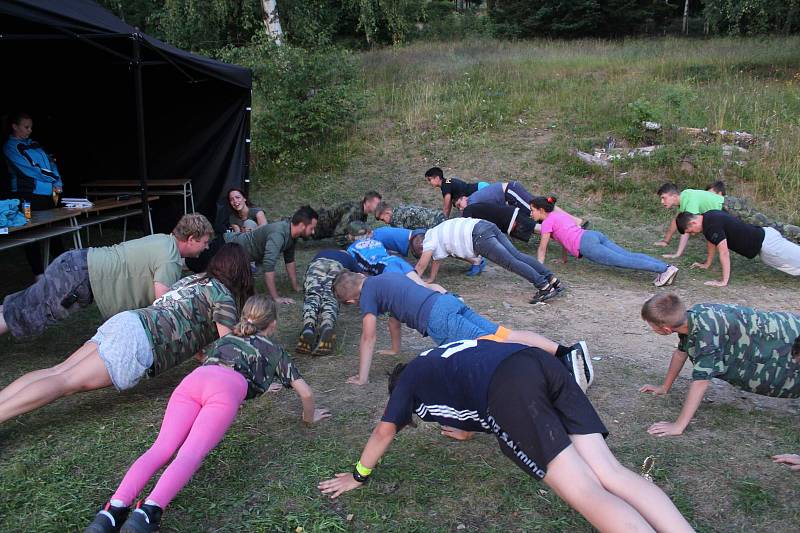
top-left (2, 248), bottom-right (93, 338)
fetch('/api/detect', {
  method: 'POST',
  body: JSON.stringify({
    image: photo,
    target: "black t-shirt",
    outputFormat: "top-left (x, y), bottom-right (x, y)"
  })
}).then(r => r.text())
top-left (702, 210), bottom-right (765, 259)
top-left (463, 202), bottom-right (519, 235)
top-left (440, 177), bottom-right (479, 199)
top-left (381, 340), bottom-right (538, 431)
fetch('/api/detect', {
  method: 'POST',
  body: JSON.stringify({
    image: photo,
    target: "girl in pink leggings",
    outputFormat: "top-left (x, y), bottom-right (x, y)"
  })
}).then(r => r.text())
top-left (86, 295), bottom-right (331, 533)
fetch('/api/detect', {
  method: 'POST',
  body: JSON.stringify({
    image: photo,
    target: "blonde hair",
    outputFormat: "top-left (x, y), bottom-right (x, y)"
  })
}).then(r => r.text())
top-left (233, 294), bottom-right (277, 336)
top-left (172, 213), bottom-right (214, 241)
top-left (333, 271), bottom-right (364, 301)
top-left (641, 293), bottom-right (687, 328)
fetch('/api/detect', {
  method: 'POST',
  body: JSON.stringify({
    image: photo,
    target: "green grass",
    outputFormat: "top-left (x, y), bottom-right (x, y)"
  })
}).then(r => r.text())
top-left (2, 37), bottom-right (800, 532)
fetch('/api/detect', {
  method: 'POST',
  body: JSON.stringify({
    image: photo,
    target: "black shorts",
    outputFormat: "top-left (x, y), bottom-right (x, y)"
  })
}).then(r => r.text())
top-left (486, 348), bottom-right (608, 480)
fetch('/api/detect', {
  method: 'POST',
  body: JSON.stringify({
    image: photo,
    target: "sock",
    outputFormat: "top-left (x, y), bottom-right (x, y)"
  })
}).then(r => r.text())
top-left (144, 499), bottom-right (160, 508)
top-left (555, 345), bottom-right (571, 359)
top-left (110, 499), bottom-right (127, 508)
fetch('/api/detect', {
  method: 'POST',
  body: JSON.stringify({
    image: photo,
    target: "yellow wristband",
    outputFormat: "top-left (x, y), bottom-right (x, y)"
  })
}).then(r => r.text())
top-left (355, 460), bottom-right (373, 477)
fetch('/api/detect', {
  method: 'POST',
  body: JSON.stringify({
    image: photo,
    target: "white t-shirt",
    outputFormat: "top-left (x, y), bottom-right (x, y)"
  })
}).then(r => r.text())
top-left (422, 218), bottom-right (481, 260)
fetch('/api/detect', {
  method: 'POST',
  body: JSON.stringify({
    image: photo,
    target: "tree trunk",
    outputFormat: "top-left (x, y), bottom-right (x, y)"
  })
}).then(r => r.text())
top-left (682, 0), bottom-right (690, 34)
top-left (261, 0), bottom-right (284, 45)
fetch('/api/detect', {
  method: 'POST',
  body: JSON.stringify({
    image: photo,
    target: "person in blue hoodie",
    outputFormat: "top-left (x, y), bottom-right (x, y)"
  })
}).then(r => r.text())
top-left (4, 111), bottom-right (64, 275)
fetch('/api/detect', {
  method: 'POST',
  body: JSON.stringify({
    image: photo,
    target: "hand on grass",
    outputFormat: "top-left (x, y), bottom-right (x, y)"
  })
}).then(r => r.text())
top-left (691, 262), bottom-right (710, 269)
top-left (377, 349), bottom-right (399, 355)
top-left (440, 426), bottom-right (475, 441)
top-left (276, 297), bottom-right (295, 304)
top-left (704, 280), bottom-right (727, 287)
top-left (662, 253), bottom-right (680, 259)
top-left (318, 473), bottom-right (363, 498)
top-left (552, 257), bottom-right (568, 264)
top-left (772, 454), bottom-right (800, 471)
top-left (647, 421), bottom-right (684, 437)
top-left (639, 384), bottom-right (668, 395)
top-left (304, 408), bottom-right (332, 425)
top-left (347, 375), bottom-right (368, 385)
top-left (654, 240), bottom-right (669, 247)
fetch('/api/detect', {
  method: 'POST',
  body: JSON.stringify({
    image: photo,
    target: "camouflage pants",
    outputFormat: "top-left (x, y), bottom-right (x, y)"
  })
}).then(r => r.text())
top-left (302, 258), bottom-right (345, 332)
top-left (724, 196), bottom-right (800, 245)
top-left (2, 248), bottom-right (93, 338)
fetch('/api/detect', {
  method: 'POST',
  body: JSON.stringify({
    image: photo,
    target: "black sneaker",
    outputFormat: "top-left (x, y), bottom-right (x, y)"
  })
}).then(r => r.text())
top-left (85, 502), bottom-right (130, 533)
top-left (120, 501), bottom-right (162, 533)
top-left (530, 284), bottom-right (563, 304)
top-left (558, 341), bottom-right (594, 392)
top-left (296, 327), bottom-right (315, 354)
top-left (546, 275), bottom-right (562, 291)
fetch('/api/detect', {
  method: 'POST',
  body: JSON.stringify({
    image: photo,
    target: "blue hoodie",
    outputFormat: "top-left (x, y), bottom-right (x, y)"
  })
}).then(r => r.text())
top-left (3, 136), bottom-right (62, 196)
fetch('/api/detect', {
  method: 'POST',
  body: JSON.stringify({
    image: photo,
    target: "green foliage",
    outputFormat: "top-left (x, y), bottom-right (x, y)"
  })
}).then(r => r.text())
top-left (345, 0), bottom-right (427, 45)
top-left (417, 1), bottom-right (495, 40)
top-left (216, 37), bottom-right (365, 172)
top-left (704, 0), bottom-right (800, 35)
top-left (488, 0), bottom-right (678, 38)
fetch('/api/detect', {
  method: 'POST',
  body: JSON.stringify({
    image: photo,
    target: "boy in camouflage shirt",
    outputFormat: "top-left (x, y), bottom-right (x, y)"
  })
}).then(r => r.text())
top-left (313, 191), bottom-right (382, 247)
top-left (639, 293), bottom-right (800, 437)
top-left (297, 250), bottom-right (358, 356)
top-left (374, 201), bottom-right (446, 229)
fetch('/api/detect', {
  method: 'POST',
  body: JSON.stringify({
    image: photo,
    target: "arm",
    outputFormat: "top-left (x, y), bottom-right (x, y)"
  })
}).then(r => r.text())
top-left (537, 232), bottom-right (551, 264)
top-left (442, 193), bottom-right (452, 218)
top-left (426, 260), bottom-right (441, 283)
top-left (656, 218), bottom-right (677, 246)
top-left (255, 211), bottom-right (268, 226)
top-left (285, 261), bottom-right (300, 292)
top-left (692, 239), bottom-right (717, 270)
top-left (706, 240), bottom-right (731, 287)
top-left (264, 271), bottom-right (293, 304)
top-left (230, 224), bottom-right (242, 233)
top-left (414, 250), bottom-right (433, 277)
top-left (640, 349), bottom-right (688, 395)
top-left (194, 322), bottom-right (233, 362)
top-left (153, 282), bottom-right (170, 301)
top-left (647, 379), bottom-right (709, 437)
top-left (290, 378), bottom-right (330, 425)
top-left (378, 317), bottom-right (402, 355)
top-left (318, 421), bottom-right (398, 498)
top-left (349, 313), bottom-right (378, 385)
top-left (664, 233), bottom-right (690, 258)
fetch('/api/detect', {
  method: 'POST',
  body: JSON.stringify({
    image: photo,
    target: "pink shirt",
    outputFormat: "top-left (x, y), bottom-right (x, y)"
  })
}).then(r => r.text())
top-left (539, 210), bottom-right (584, 257)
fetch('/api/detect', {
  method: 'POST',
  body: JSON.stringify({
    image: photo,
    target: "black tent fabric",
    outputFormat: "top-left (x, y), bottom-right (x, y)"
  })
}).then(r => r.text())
top-left (0, 0), bottom-right (252, 231)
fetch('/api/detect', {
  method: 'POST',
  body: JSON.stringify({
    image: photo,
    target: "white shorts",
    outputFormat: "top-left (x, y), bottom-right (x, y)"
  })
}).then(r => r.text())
top-left (90, 311), bottom-right (155, 390)
top-left (760, 227), bottom-right (800, 276)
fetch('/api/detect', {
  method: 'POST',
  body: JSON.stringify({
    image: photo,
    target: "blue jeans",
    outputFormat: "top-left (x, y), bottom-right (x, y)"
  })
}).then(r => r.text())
top-left (472, 221), bottom-right (552, 288)
top-left (426, 294), bottom-right (499, 346)
top-left (579, 230), bottom-right (667, 273)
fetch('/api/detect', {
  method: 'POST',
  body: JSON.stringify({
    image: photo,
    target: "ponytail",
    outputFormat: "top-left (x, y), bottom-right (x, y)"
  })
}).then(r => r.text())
top-left (232, 294), bottom-right (277, 337)
top-left (531, 195), bottom-right (557, 213)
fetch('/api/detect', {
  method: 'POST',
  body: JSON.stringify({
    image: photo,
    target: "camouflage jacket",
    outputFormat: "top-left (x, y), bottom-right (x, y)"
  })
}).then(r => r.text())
top-left (390, 205), bottom-right (447, 229)
top-left (678, 303), bottom-right (800, 398)
top-left (203, 334), bottom-right (302, 400)
top-left (315, 201), bottom-right (366, 246)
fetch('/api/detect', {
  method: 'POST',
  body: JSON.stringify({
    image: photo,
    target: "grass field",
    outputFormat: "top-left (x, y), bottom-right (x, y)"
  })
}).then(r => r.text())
top-left (1, 37), bottom-right (799, 532)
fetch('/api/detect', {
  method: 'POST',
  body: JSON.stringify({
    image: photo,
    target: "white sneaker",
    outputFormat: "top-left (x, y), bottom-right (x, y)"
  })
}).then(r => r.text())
top-left (654, 265), bottom-right (679, 287)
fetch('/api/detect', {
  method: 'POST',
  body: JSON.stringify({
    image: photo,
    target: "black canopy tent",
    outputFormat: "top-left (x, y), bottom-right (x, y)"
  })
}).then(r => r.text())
top-left (0, 0), bottom-right (252, 232)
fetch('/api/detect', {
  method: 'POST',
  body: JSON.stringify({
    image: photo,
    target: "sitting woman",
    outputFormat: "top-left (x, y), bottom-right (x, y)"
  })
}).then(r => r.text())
top-left (85, 294), bottom-right (331, 533)
top-left (3, 111), bottom-right (65, 275)
top-left (530, 196), bottom-right (679, 287)
top-left (0, 243), bottom-right (253, 425)
top-left (227, 188), bottom-right (266, 232)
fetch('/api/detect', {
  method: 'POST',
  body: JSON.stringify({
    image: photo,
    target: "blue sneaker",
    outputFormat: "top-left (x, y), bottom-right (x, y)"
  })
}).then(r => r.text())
top-left (465, 258), bottom-right (486, 277)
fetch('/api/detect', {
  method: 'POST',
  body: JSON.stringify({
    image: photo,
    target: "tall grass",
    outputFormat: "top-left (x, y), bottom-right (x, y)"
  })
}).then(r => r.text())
top-left (356, 37), bottom-right (800, 221)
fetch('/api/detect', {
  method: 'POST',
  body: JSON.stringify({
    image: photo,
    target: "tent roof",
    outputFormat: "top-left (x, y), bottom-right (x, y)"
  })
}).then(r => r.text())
top-left (0, 0), bottom-right (251, 88)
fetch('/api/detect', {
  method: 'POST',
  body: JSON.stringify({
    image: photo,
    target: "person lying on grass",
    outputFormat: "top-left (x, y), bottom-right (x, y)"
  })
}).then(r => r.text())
top-left (0, 243), bottom-right (253, 426)
top-left (346, 221), bottom-right (446, 294)
top-left (676, 210), bottom-right (800, 285)
top-left (86, 294), bottom-right (330, 533)
top-left (530, 196), bottom-right (679, 287)
top-left (332, 271), bottom-right (592, 389)
top-left (639, 293), bottom-right (800, 437)
top-left (374, 201), bottom-right (446, 230)
top-left (318, 338), bottom-right (693, 533)
top-left (410, 217), bottom-right (563, 304)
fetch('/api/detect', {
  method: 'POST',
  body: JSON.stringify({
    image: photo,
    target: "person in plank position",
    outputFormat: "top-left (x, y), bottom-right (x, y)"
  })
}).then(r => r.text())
top-left (0, 214), bottom-right (214, 339)
top-left (676, 210), bottom-right (800, 285)
top-left (460, 201), bottom-right (538, 244)
top-left (318, 339), bottom-right (693, 533)
top-left (374, 201), bottom-right (446, 229)
top-left (639, 293), bottom-right (799, 437)
top-left (332, 271), bottom-right (592, 389)
top-left (223, 205), bottom-right (318, 304)
top-left (424, 166), bottom-right (489, 218)
top-left (313, 191), bottom-right (383, 247)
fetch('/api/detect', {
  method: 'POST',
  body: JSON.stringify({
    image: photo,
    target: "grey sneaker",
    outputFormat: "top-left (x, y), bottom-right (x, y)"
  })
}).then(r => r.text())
top-left (558, 341), bottom-right (594, 392)
top-left (653, 265), bottom-right (679, 287)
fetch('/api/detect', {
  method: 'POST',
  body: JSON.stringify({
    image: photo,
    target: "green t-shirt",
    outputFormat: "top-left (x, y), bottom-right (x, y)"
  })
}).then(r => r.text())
top-left (88, 233), bottom-right (183, 319)
top-left (679, 189), bottom-right (724, 214)
top-left (223, 220), bottom-right (295, 272)
top-left (133, 274), bottom-right (239, 377)
top-left (677, 303), bottom-right (800, 398)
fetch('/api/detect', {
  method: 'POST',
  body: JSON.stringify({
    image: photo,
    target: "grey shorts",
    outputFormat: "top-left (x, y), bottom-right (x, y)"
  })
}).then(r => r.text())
top-left (2, 249), bottom-right (93, 338)
top-left (90, 311), bottom-right (154, 391)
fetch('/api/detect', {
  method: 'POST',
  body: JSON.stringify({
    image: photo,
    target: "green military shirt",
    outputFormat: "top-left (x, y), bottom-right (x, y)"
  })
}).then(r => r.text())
top-left (679, 189), bottom-right (724, 214)
top-left (224, 220), bottom-right (295, 272)
top-left (314, 201), bottom-right (367, 246)
top-left (678, 303), bottom-right (800, 398)
top-left (133, 274), bottom-right (239, 377)
top-left (204, 334), bottom-right (302, 399)
top-left (88, 233), bottom-right (183, 319)
top-left (390, 205), bottom-right (447, 229)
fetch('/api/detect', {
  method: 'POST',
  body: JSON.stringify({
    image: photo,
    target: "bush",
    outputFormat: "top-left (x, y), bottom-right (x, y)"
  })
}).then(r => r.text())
top-left (216, 37), bottom-right (365, 172)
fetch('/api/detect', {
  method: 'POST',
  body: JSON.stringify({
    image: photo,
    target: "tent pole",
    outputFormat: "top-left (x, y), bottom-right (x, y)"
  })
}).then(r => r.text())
top-left (132, 33), bottom-right (151, 233)
top-left (244, 89), bottom-right (252, 197)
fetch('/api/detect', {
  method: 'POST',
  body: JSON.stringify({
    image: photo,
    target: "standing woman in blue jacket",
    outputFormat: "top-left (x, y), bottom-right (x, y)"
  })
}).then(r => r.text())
top-left (3, 111), bottom-right (65, 276)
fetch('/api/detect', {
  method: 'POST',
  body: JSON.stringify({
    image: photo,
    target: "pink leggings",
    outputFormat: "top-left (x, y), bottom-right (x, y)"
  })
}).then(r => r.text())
top-left (112, 365), bottom-right (247, 508)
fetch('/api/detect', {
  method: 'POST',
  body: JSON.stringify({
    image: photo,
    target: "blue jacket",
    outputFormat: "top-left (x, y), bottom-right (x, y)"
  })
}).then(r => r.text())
top-left (3, 136), bottom-right (62, 196)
